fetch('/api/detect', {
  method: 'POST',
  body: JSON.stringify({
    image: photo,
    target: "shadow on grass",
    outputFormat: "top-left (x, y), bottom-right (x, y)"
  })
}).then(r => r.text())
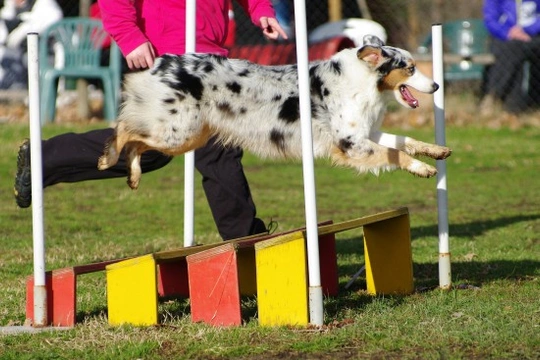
top-left (336, 213), bottom-right (540, 290)
top-left (412, 260), bottom-right (539, 288)
top-left (411, 213), bottom-right (540, 240)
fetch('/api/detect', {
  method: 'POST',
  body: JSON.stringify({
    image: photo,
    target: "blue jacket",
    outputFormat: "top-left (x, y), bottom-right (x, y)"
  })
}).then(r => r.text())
top-left (483, 0), bottom-right (540, 40)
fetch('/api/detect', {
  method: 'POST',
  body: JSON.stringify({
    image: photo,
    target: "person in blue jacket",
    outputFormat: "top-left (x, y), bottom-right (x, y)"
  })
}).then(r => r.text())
top-left (481, 0), bottom-right (540, 114)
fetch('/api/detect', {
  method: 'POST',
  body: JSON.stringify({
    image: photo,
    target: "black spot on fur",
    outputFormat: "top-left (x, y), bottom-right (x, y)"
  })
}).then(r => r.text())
top-left (311, 101), bottom-right (322, 119)
top-left (209, 54), bottom-right (227, 64)
top-left (377, 50), bottom-right (407, 76)
top-left (310, 71), bottom-right (325, 101)
top-left (172, 127), bottom-right (178, 132)
top-left (163, 67), bottom-right (204, 101)
top-left (152, 54), bottom-right (177, 75)
top-left (169, 109), bottom-right (178, 115)
top-left (270, 129), bottom-right (286, 151)
top-left (279, 96), bottom-right (300, 123)
top-left (237, 69), bottom-right (250, 77)
top-left (323, 88), bottom-right (330, 97)
top-left (272, 94), bottom-right (282, 102)
top-left (240, 107), bottom-right (247, 114)
top-left (329, 60), bottom-right (342, 75)
top-left (203, 63), bottom-right (214, 73)
top-left (226, 82), bottom-right (242, 94)
top-left (217, 102), bottom-right (235, 117)
top-left (163, 98), bottom-right (175, 104)
top-left (176, 93), bottom-right (186, 101)
top-left (338, 137), bottom-right (354, 152)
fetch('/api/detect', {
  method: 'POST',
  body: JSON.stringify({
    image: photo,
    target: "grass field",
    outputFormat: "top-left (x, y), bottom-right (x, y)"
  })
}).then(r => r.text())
top-left (1, 111), bottom-right (539, 359)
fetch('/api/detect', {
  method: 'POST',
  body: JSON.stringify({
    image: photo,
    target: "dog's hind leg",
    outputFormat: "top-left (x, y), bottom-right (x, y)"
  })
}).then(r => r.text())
top-left (98, 121), bottom-right (134, 171)
top-left (370, 131), bottom-right (452, 160)
top-left (98, 133), bottom-right (122, 171)
top-left (124, 142), bottom-right (148, 190)
top-left (331, 141), bottom-right (438, 178)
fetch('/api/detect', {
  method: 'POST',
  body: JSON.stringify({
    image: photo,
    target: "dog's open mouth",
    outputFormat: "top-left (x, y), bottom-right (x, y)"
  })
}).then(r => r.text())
top-left (400, 85), bottom-right (419, 108)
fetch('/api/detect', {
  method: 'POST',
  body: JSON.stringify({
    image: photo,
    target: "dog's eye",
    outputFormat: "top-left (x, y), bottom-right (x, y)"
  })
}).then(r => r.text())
top-left (408, 66), bottom-right (416, 75)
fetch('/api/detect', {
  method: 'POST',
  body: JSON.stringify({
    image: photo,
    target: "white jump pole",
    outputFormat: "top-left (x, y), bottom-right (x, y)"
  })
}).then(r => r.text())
top-left (27, 32), bottom-right (48, 326)
top-left (431, 24), bottom-right (451, 289)
top-left (294, 0), bottom-right (323, 325)
top-left (183, 0), bottom-right (196, 247)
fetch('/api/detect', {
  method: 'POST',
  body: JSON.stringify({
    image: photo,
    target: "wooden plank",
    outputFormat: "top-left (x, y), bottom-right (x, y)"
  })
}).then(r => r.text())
top-left (188, 243), bottom-right (242, 326)
top-left (107, 254), bottom-right (159, 326)
top-left (317, 207), bottom-right (409, 236)
top-left (364, 213), bottom-right (414, 295)
top-left (26, 270), bottom-right (75, 327)
top-left (154, 243), bottom-right (221, 262)
top-left (157, 260), bottom-right (190, 297)
top-left (256, 232), bottom-right (309, 326)
top-left (72, 258), bottom-right (130, 275)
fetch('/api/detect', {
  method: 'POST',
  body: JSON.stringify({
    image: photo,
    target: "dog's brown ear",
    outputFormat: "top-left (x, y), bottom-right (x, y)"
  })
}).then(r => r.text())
top-left (357, 46), bottom-right (384, 68)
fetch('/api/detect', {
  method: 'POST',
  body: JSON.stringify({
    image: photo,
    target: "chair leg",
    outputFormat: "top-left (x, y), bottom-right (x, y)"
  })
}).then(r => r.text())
top-left (40, 74), bottom-right (59, 123)
top-left (101, 76), bottom-right (117, 122)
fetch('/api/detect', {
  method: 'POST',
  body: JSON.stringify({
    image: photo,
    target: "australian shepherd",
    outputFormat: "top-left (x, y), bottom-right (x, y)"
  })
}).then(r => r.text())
top-left (98, 35), bottom-right (451, 189)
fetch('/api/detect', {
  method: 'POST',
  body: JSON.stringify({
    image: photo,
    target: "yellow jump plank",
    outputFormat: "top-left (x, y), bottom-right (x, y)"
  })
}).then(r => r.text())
top-left (106, 254), bottom-right (159, 326)
top-left (255, 231), bottom-right (309, 326)
top-left (363, 212), bottom-right (413, 295)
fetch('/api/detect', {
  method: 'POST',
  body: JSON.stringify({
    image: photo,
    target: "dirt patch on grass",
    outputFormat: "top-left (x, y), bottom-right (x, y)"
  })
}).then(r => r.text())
top-left (0, 90), bottom-right (107, 125)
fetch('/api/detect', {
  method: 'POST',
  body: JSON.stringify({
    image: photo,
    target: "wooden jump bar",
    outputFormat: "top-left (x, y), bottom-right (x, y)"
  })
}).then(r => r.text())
top-left (317, 207), bottom-right (409, 236)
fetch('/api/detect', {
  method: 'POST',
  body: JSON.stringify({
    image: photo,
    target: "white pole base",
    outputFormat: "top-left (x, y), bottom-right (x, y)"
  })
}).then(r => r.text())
top-left (309, 286), bottom-right (324, 326)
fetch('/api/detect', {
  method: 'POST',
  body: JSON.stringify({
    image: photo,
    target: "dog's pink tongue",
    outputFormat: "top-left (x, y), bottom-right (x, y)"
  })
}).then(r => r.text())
top-left (400, 85), bottom-right (419, 108)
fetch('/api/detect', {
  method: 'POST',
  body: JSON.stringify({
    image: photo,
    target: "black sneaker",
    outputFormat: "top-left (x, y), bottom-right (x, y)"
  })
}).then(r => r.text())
top-left (14, 139), bottom-right (32, 208)
top-left (249, 218), bottom-right (278, 236)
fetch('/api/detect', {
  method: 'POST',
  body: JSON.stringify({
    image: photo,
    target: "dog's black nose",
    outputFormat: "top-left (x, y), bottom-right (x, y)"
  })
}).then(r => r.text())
top-left (433, 82), bottom-right (440, 92)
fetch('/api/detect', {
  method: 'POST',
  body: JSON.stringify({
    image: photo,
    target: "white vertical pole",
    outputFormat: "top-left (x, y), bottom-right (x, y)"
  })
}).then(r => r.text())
top-left (183, 0), bottom-right (196, 247)
top-left (27, 32), bottom-right (47, 326)
top-left (294, 0), bottom-right (323, 325)
top-left (431, 24), bottom-right (451, 289)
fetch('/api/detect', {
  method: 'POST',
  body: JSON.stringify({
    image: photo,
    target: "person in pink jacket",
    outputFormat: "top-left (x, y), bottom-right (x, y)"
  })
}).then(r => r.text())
top-left (14, 0), bottom-right (287, 241)
top-left (99, 0), bottom-right (284, 65)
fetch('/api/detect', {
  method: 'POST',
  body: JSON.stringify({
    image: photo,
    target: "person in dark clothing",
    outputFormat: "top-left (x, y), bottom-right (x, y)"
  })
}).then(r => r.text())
top-left (481, 0), bottom-right (540, 114)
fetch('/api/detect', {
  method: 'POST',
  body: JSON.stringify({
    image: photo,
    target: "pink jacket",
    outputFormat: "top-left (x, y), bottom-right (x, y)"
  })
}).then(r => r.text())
top-left (97, 0), bottom-right (276, 57)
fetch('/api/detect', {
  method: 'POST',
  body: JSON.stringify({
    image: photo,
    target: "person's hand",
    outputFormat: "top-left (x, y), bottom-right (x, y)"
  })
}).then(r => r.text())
top-left (126, 42), bottom-right (156, 70)
top-left (260, 17), bottom-right (288, 41)
top-left (508, 25), bottom-right (531, 42)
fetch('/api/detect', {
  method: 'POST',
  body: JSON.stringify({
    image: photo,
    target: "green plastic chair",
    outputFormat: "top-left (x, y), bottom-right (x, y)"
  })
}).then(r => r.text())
top-left (39, 17), bottom-right (122, 123)
top-left (418, 19), bottom-right (491, 81)
top-left (443, 19), bottom-right (490, 81)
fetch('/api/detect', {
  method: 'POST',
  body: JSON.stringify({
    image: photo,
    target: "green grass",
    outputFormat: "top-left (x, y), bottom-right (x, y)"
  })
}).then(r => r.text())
top-left (1, 121), bottom-right (539, 359)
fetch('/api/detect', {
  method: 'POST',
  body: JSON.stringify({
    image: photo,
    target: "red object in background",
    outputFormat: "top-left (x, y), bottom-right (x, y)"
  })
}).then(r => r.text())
top-left (224, 0), bottom-right (236, 48)
top-left (90, 2), bottom-right (112, 48)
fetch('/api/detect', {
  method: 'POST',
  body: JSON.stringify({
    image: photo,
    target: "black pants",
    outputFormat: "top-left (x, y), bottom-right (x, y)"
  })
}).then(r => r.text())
top-left (41, 128), bottom-right (264, 240)
top-left (485, 37), bottom-right (540, 113)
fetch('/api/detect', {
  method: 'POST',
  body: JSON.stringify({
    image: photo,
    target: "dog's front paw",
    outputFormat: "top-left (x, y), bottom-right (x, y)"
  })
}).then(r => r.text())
top-left (408, 159), bottom-right (437, 178)
top-left (417, 144), bottom-right (452, 160)
top-left (433, 146), bottom-right (452, 160)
